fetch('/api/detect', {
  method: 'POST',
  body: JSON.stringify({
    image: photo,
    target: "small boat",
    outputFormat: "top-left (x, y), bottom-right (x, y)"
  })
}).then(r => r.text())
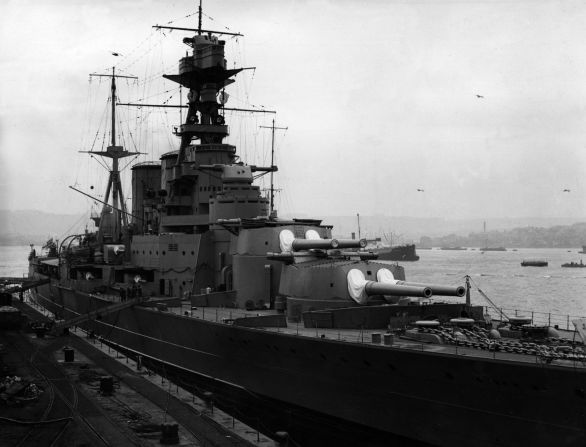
top-left (521, 259), bottom-right (548, 267)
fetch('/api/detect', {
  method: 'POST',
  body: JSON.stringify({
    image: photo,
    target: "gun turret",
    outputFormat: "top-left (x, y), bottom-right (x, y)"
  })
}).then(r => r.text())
top-left (290, 238), bottom-right (366, 251)
top-left (348, 268), bottom-right (433, 304)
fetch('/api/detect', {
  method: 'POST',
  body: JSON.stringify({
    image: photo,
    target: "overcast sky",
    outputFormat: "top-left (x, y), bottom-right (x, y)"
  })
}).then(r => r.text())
top-left (2, 0), bottom-right (586, 221)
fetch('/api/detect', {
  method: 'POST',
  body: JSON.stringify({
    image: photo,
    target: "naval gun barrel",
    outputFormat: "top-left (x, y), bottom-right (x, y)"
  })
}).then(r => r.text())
top-left (398, 282), bottom-right (465, 297)
top-left (291, 238), bottom-right (367, 251)
top-left (364, 281), bottom-right (432, 298)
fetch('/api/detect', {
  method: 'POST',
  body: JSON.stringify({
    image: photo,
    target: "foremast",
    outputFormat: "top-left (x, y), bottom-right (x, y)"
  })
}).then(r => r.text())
top-left (82, 67), bottom-right (140, 245)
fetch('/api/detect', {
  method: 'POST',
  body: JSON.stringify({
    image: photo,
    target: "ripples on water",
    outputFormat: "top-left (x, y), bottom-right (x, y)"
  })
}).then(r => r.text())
top-left (2, 245), bottom-right (586, 318)
top-left (408, 248), bottom-right (586, 318)
top-left (0, 246), bottom-right (30, 278)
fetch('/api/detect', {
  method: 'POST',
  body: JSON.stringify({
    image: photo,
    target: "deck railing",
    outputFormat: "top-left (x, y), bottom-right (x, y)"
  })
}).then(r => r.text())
top-left (484, 306), bottom-right (584, 331)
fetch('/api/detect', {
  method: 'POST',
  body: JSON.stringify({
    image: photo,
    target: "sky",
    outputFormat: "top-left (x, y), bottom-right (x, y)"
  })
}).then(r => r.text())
top-left (2, 0), bottom-right (586, 221)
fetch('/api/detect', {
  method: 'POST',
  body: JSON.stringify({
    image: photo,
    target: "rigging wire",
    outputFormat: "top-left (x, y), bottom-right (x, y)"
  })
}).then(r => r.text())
top-left (467, 276), bottom-right (509, 320)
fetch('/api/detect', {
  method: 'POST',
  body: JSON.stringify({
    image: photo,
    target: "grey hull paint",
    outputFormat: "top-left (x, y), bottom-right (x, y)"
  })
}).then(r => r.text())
top-left (31, 281), bottom-right (586, 447)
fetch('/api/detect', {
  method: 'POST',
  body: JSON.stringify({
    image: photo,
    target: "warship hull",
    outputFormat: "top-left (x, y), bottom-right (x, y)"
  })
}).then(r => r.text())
top-left (374, 244), bottom-right (420, 261)
top-left (30, 279), bottom-right (586, 447)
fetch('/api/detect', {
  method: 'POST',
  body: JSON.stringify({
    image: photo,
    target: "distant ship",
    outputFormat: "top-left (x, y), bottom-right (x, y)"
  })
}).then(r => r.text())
top-left (440, 246), bottom-right (467, 250)
top-left (373, 244), bottom-right (420, 261)
top-left (562, 260), bottom-right (586, 268)
top-left (521, 259), bottom-right (548, 267)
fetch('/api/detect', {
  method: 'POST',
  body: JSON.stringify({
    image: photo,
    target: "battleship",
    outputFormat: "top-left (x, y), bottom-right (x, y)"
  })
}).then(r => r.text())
top-left (28, 5), bottom-right (586, 447)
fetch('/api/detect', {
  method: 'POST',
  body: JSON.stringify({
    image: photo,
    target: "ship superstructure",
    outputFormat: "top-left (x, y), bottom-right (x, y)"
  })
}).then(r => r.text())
top-left (28, 5), bottom-right (586, 447)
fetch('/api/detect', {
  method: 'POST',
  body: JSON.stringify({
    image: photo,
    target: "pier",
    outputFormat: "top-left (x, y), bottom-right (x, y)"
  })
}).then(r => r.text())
top-left (0, 292), bottom-right (275, 447)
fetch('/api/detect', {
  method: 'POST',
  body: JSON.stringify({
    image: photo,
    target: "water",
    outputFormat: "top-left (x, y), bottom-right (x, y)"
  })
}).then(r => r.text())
top-left (407, 247), bottom-right (586, 326)
top-left (2, 245), bottom-right (585, 324)
top-left (0, 245), bottom-right (30, 278)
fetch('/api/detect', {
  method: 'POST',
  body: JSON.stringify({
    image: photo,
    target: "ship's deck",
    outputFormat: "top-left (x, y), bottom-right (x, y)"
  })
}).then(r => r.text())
top-left (147, 299), bottom-right (586, 370)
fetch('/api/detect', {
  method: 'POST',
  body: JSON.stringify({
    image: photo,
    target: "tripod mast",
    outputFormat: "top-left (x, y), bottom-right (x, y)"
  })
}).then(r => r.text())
top-left (81, 67), bottom-right (140, 243)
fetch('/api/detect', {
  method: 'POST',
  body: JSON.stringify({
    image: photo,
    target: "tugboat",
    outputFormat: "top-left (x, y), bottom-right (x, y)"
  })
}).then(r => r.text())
top-left (562, 260), bottom-right (586, 268)
top-left (28, 6), bottom-right (586, 447)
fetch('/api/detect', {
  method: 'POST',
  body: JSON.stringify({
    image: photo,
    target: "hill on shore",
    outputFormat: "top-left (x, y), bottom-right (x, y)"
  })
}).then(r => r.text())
top-left (0, 210), bottom-right (87, 246)
top-left (1, 210), bottom-right (585, 249)
top-left (421, 222), bottom-right (586, 249)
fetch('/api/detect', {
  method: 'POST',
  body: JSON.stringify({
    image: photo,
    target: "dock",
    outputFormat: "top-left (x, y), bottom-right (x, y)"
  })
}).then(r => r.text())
top-left (1, 296), bottom-right (276, 447)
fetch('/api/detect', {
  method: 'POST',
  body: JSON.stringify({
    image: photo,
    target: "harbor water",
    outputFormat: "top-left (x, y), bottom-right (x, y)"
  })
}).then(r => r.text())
top-left (408, 247), bottom-right (586, 328)
top-left (3, 245), bottom-right (586, 325)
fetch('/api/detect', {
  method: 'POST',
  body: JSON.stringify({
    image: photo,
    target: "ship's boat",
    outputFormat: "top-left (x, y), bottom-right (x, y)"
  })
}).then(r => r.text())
top-left (521, 259), bottom-right (548, 267)
top-left (27, 7), bottom-right (586, 447)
